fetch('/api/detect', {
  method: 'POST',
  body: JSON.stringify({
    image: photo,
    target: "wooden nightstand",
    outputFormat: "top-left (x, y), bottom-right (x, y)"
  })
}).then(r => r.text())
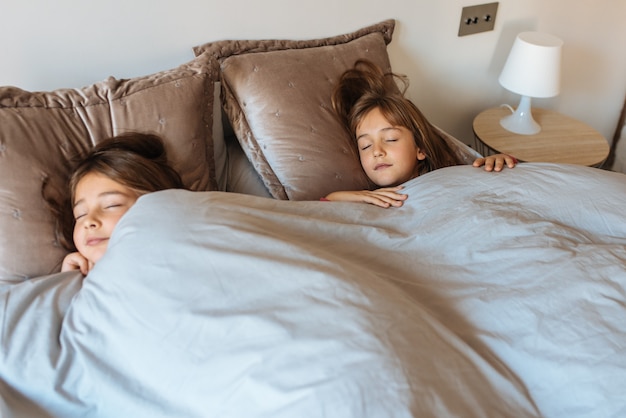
top-left (473, 107), bottom-right (610, 167)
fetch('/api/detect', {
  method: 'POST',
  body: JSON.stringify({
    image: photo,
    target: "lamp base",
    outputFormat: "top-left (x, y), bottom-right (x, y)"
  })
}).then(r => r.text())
top-left (499, 95), bottom-right (541, 135)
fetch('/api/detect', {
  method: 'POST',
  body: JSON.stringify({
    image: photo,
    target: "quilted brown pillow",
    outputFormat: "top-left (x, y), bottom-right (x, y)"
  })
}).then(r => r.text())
top-left (194, 20), bottom-right (395, 201)
top-left (0, 52), bottom-right (219, 283)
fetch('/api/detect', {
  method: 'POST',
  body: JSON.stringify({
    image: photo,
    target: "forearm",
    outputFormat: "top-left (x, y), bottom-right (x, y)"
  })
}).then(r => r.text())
top-left (323, 187), bottom-right (407, 208)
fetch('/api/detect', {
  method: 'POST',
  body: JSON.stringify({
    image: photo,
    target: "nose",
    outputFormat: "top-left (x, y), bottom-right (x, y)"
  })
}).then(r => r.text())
top-left (373, 144), bottom-right (385, 157)
top-left (81, 215), bottom-right (100, 229)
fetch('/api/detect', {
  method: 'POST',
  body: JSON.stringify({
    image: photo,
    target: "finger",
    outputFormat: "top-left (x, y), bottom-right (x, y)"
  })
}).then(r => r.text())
top-left (366, 194), bottom-right (404, 208)
top-left (386, 192), bottom-right (408, 201)
top-left (373, 191), bottom-right (408, 202)
top-left (73, 256), bottom-right (89, 275)
top-left (62, 258), bottom-right (79, 273)
top-left (79, 259), bottom-right (89, 275)
top-left (366, 197), bottom-right (391, 208)
top-left (381, 198), bottom-right (404, 208)
top-left (506, 155), bottom-right (518, 167)
top-left (494, 159), bottom-right (505, 172)
top-left (472, 158), bottom-right (484, 167)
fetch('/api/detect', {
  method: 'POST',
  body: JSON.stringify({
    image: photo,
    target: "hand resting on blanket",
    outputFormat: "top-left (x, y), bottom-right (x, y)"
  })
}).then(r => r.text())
top-left (323, 153), bottom-right (517, 209)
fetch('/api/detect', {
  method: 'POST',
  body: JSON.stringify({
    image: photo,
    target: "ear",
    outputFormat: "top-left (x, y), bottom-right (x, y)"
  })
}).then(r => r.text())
top-left (416, 148), bottom-right (427, 161)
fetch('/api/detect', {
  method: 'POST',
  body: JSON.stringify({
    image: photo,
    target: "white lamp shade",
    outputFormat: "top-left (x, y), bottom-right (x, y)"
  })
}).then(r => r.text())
top-left (498, 32), bottom-right (563, 98)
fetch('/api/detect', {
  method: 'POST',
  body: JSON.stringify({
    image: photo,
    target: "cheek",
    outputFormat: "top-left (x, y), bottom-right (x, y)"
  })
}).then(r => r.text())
top-left (73, 224), bottom-right (82, 243)
top-left (358, 149), bottom-right (372, 162)
top-left (359, 156), bottom-right (374, 172)
top-left (73, 226), bottom-right (87, 253)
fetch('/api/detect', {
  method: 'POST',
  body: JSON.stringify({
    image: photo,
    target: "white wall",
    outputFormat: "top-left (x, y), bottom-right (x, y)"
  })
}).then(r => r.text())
top-left (2, 0), bottom-right (625, 149)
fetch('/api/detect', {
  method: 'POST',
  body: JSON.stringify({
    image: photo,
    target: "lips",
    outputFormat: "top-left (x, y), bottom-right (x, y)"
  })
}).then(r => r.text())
top-left (86, 237), bottom-right (108, 246)
top-left (374, 163), bottom-right (392, 170)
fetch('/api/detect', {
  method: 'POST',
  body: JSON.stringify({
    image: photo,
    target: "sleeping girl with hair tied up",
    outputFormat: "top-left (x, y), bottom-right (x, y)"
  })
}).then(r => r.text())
top-left (44, 132), bottom-right (185, 275)
top-left (323, 60), bottom-right (517, 208)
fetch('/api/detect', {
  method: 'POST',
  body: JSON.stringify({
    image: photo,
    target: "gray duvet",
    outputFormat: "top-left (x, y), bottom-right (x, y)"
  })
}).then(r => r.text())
top-left (2, 163), bottom-right (625, 417)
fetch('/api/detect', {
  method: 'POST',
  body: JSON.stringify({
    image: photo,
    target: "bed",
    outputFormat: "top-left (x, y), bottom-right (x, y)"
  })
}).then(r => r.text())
top-left (1, 20), bottom-right (626, 418)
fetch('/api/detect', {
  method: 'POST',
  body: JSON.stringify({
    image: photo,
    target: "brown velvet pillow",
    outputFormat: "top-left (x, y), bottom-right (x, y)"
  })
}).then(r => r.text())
top-left (194, 20), bottom-right (395, 200)
top-left (0, 53), bottom-right (218, 283)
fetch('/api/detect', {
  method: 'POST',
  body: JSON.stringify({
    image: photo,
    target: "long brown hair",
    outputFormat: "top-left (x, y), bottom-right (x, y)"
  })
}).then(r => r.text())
top-left (332, 60), bottom-right (462, 177)
top-left (44, 132), bottom-right (184, 252)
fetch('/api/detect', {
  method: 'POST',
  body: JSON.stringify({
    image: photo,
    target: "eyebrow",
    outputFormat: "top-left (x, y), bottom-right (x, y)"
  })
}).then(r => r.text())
top-left (356, 126), bottom-right (401, 141)
top-left (73, 190), bottom-right (130, 209)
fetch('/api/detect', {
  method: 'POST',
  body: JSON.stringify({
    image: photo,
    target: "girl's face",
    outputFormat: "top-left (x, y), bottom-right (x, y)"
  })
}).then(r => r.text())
top-left (356, 107), bottom-right (426, 187)
top-left (72, 172), bottom-right (140, 266)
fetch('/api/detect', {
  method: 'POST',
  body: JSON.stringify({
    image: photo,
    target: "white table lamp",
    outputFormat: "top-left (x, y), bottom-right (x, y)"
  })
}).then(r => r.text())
top-left (498, 32), bottom-right (563, 135)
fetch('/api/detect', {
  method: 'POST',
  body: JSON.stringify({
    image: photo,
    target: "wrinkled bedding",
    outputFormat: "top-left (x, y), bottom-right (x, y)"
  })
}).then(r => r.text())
top-left (2, 163), bottom-right (625, 418)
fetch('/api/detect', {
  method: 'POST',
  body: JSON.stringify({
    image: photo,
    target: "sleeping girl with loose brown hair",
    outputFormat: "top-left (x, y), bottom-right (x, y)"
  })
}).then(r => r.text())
top-left (324, 60), bottom-right (517, 208)
top-left (44, 132), bottom-right (185, 274)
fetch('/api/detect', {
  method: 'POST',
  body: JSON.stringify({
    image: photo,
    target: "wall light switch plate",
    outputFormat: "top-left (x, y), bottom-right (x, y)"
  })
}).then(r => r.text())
top-left (458, 2), bottom-right (498, 37)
